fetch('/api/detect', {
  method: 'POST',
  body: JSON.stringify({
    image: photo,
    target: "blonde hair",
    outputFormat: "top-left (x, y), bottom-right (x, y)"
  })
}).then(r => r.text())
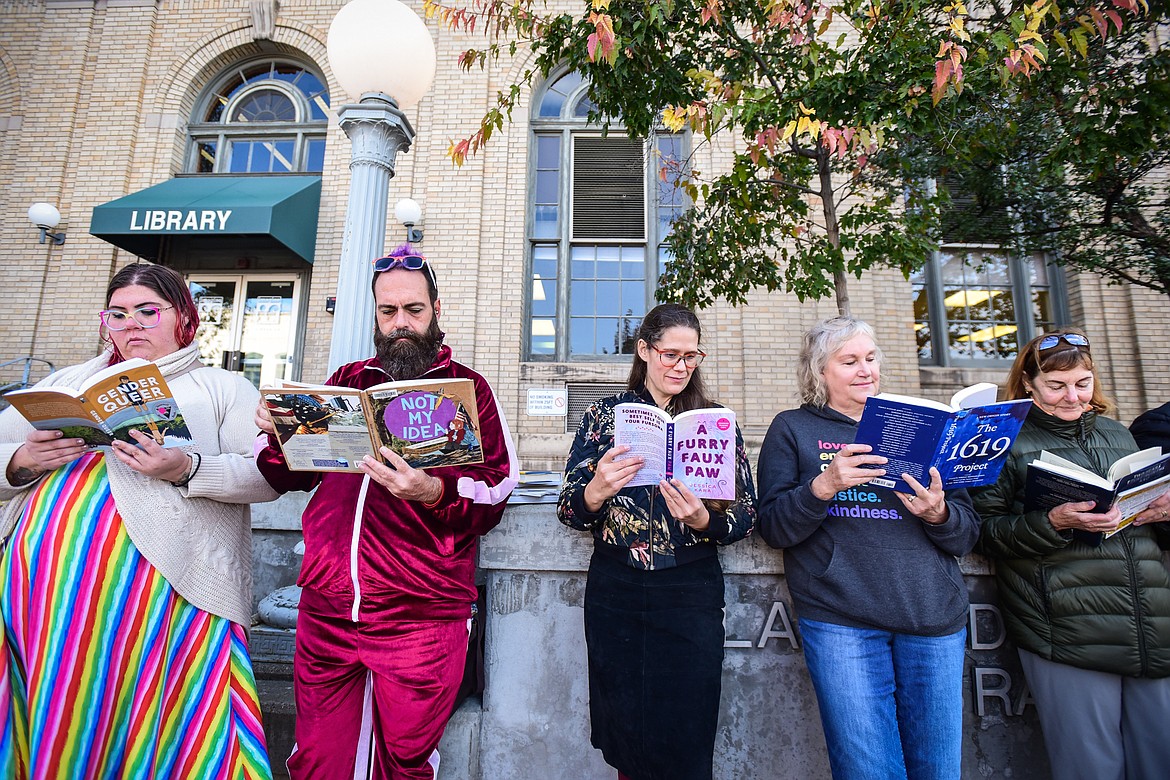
top-left (798, 316), bottom-right (882, 407)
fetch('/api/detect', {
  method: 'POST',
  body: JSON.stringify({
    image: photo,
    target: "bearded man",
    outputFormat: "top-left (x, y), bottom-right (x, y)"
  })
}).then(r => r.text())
top-left (255, 246), bottom-right (517, 779)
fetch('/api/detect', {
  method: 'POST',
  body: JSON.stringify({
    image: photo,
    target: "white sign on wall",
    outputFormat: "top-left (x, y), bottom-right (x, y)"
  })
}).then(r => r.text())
top-left (527, 388), bottom-right (568, 416)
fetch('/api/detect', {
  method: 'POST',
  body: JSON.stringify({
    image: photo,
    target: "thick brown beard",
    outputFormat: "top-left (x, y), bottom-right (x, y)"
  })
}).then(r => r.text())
top-left (373, 317), bottom-right (445, 379)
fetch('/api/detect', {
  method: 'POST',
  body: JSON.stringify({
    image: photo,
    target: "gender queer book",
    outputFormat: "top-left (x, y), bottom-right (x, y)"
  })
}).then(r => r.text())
top-left (3, 358), bottom-right (192, 448)
top-left (1024, 447), bottom-right (1170, 542)
top-left (261, 377), bottom-right (483, 472)
top-left (613, 403), bottom-right (736, 500)
top-left (853, 382), bottom-right (1031, 494)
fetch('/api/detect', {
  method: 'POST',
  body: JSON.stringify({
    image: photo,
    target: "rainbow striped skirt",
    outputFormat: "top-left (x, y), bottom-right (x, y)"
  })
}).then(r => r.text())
top-left (0, 452), bottom-right (272, 779)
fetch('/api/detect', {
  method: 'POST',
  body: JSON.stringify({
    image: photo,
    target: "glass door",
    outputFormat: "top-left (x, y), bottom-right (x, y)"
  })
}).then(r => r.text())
top-left (188, 274), bottom-right (301, 388)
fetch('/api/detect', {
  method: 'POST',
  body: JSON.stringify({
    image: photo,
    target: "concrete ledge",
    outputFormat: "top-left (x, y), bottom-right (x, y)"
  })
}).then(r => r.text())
top-left (438, 698), bottom-right (483, 780)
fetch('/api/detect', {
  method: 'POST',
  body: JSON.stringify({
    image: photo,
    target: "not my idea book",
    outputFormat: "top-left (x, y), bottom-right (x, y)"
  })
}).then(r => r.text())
top-left (613, 403), bottom-right (737, 501)
top-left (261, 377), bottom-right (483, 472)
top-left (4, 358), bottom-right (193, 448)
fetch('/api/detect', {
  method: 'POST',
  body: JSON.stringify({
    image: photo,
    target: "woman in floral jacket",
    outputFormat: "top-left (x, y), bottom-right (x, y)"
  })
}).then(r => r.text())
top-left (557, 303), bottom-right (756, 780)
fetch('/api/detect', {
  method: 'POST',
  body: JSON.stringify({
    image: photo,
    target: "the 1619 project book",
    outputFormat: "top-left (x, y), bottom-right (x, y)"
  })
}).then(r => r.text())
top-left (261, 377), bottom-right (483, 472)
top-left (853, 383), bottom-right (1031, 494)
top-left (613, 403), bottom-right (737, 500)
top-left (3, 358), bottom-right (193, 448)
top-left (1024, 447), bottom-right (1170, 541)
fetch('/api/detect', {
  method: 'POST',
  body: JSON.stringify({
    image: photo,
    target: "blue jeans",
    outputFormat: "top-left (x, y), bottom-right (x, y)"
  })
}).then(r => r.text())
top-left (799, 618), bottom-right (966, 780)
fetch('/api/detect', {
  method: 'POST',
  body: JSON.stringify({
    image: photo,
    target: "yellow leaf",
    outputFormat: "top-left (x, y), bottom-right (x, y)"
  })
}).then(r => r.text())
top-left (662, 106), bottom-right (686, 132)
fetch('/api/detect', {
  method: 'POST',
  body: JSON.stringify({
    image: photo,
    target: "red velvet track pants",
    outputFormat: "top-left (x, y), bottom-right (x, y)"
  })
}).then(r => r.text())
top-left (286, 610), bottom-right (469, 780)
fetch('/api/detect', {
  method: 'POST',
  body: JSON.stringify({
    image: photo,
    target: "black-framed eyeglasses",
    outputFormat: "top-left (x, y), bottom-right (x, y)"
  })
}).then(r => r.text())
top-left (1038, 333), bottom-right (1090, 351)
top-left (99, 305), bottom-right (174, 331)
top-left (649, 345), bottom-right (706, 369)
top-left (372, 254), bottom-right (438, 292)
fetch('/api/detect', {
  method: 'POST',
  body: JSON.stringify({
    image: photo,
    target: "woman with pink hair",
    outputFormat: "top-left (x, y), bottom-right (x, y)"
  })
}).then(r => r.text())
top-left (0, 263), bottom-right (278, 777)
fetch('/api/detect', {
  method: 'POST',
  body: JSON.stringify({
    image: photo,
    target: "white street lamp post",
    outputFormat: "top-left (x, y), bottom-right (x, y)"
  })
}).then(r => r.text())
top-left (326, 0), bottom-right (436, 372)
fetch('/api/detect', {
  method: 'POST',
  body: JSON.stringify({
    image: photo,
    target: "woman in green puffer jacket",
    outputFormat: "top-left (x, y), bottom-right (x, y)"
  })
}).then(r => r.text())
top-left (972, 329), bottom-right (1170, 780)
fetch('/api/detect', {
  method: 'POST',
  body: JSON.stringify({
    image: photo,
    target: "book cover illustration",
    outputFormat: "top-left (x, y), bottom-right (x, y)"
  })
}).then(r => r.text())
top-left (855, 383), bottom-right (1031, 494)
top-left (367, 380), bottom-right (484, 470)
top-left (4, 359), bottom-right (192, 449)
top-left (613, 404), bottom-right (736, 501)
top-left (261, 388), bottom-right (373, 472)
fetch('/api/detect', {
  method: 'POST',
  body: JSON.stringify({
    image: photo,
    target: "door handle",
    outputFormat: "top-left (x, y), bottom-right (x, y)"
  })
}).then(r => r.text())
top-left (220, 350), bottom-right (245, 372)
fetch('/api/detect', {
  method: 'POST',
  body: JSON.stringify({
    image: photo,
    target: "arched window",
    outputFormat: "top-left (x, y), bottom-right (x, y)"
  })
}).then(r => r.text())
top-left (527, 70), bottom-right (685, 360)
top-left (187, 57), bottom-right (329, 174)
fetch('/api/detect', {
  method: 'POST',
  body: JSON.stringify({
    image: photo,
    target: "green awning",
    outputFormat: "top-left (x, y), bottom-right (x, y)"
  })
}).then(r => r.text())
top-left (89, 175), bottom-right (322, 263)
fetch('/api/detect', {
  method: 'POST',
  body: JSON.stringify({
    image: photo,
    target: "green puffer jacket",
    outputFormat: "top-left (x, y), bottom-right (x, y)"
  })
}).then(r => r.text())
top-left (972, 406), bottom-right (1170, 677)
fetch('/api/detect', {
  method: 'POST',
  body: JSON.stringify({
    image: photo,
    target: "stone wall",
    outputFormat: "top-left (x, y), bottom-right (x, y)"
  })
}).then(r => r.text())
top-left (432, 504), bottom-right (1051, 779)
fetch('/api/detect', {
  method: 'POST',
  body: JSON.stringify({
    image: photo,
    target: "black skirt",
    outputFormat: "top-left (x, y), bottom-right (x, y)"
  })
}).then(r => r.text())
top-left (584, 548), bottom-right (725, 780)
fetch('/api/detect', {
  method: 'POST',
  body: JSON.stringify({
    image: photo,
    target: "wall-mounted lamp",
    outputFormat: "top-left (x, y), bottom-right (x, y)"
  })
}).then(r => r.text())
top-left (394, 198), bottom-right (424, 244)
top-left (28, 202), bottom-right (65, 245)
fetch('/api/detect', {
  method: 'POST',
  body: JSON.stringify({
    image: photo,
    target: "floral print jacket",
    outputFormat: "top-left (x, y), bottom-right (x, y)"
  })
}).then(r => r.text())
top-left (557, 388), bottom-right (757, 570)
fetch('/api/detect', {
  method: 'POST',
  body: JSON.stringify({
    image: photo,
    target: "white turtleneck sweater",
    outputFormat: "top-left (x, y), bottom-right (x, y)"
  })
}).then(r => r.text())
top-left (0, 344), bottom-right (278, 627)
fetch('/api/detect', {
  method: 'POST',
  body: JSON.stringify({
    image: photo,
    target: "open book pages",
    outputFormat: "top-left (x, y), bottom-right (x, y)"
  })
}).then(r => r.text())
top-left (873, 382), bottom-right (1000, 413)
top-left (1036, 447), bottom-right (1166, 489)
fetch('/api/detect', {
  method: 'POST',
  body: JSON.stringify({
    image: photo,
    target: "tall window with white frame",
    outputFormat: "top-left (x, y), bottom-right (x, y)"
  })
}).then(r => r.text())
top-left (911, 184), bottom-right (1063, 364)
top-left (186, 57), bottom-right (330, 174)
top-left (527, 70), bottom-right (685, 360)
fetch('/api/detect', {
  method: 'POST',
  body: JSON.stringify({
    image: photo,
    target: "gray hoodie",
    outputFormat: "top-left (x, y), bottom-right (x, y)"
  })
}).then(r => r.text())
top-left (756, 403), bottom-right (980, 636)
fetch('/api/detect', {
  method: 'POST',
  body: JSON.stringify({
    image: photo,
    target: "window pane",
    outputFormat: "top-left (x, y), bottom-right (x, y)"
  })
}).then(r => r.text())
top-left (911, 265), bottom-right (933, 362)
top-left (539, 91), bottom-right (567, 118)
top-left (593, 318), bottom-right (621, 354)
top-left (531, 286), bottom-right (555, 316)
top-left (535, 170), bottom-right (558, 203)
top-left (573, 93), bottom-right (599, 117)
top-left (596, 260), bottom-right (621, 279)
top-left (305, 138), bottom-right (326, 172)
top-left (530, 245), bottom-right (559, 355)
top-left (231, 88), bottom-right (297, 122)
top-left (570, 280), bottom-right (595, 315)
top-left (226, 138), bottom-right (295, 173)
top-left (615, 316), bottom-right (640, 354)
top-left (537, 136), bottom-right (560, 167)
top-left (531, 318), bottom-right (556, 355)
top-left (196, 141), bottom-right (217, 173)
top-left (916, 322), bottom-right (933, 361)
top-left (571, 249), bottom-right (594, 279)
top-left (659, 207), bottom-right (681, 240)
top-left (539, 71), bottom-right (584, 118)
top-left (531, 262), bottom-right (557, 317)
top-left (225, 141), bottom-right (255, 173)
top-left (657, 245), bottom-right (673, 278)
top-left (570, 318), bottom-right (595, 354)
top-left (621, 246), bottom-right (646, 273)
top-left (595, 281), bottom-right (621, 315)
top-left (623, 281), bottom-right (646, 316)
top-left (533, 205), bottom-right (559, 239)
top-left (533, 252), bottom-right (558, 280)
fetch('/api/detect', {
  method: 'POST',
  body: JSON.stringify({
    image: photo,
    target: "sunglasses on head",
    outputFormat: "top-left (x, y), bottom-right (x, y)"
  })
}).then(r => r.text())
top-left (372, 254), bottom-right (438, 292)
top-left (1038, 333), bottom-right (1090, 351)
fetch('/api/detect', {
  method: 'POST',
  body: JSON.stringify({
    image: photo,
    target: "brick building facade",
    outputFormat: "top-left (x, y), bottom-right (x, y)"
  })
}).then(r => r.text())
top-left (1, 0), bottom-right (1167, 471)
